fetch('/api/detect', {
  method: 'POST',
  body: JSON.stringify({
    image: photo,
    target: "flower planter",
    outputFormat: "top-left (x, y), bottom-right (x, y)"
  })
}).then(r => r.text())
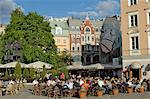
top-left (139, 86), bottom-right (144, 94)
top-left (112, 89), bottom-right (119, 95)
top-left (127, 87), bottom-right (133, 94)
top-left (97, 90), bottom-right (103, 96)
top-left (79, 90), bottom-right (87, 99)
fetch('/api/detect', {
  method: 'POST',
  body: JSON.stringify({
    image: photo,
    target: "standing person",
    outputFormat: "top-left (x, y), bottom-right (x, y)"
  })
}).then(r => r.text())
top-left (60, 73), bottom-right (65, 80)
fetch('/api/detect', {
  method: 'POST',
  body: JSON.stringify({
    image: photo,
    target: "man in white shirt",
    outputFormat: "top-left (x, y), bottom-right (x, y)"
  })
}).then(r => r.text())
top-left (67, 80), bottom-right (74, 89)
top-left (33, 79), bottom-right (39, 85)
top-left (98, 79), bottom-right (104, 87)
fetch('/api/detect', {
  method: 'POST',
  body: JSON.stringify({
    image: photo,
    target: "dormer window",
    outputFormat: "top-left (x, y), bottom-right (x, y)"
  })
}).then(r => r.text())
top-left (55, 27), bottom-right (62, 35)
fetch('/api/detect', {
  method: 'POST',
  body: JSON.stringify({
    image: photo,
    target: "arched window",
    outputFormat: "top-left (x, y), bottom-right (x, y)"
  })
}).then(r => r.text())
top-left (72, 47), bottom-right (74, 51)
top-left (77, 47), bottom-right (80, 51)
top-left (55, 27), bottom-right (62, 35)
top-left (85, 27), bottom-right (90, 32)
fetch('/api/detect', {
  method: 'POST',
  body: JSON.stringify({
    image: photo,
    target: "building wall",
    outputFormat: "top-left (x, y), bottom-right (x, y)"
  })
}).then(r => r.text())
top-left (100, 16), bottom-right (121, 64)
top-left (0, 24), bottom-right (6, 35)
top-left (121, 0), bottom-right (150, 56)
top-left (54, 36), bottom-right (70, 52)
top-left (48, 18), bottom-right (70, 53)
top-left (69, 17), bottom-right (103, 66)
top-left (121, 0), bottom-right (150, 79)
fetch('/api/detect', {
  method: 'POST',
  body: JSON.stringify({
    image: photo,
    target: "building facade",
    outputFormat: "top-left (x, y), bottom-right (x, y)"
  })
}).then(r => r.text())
top-left (48, 18), bottom-right (70, 53)
top-left (69, 16), bottom-right (103, 66)
top-left (121, 0), bottom-right (150, 79)
top-left (0, 24), bottom-right (6, 35)
top-left (100, 16), bottom-right (122, 65)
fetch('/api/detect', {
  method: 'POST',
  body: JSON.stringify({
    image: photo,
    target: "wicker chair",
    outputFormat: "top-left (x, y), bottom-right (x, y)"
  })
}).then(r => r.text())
top-left (53, 86), bottom-right (62, 98)
top-left (47, 86), bottom-right (53, 97)
top-left (6, 84), bottom-right (15, 95)
top-left (33, 84), bottom-right (41, 96)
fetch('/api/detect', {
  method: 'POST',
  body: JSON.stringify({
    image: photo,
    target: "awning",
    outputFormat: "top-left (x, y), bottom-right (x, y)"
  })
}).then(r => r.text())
top-left (67, 63), bottom-right (121, 70)
top-left (27, 61), bottom-right (52, 69)
top-left (2, 61), bottom-right (27, 68)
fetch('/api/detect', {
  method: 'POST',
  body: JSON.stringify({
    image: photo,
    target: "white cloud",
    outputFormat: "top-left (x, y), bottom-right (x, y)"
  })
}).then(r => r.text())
top-left (68, 0), bottom-right (119, 18)
top-left (68, 11), bottom-right (98, 17)
top-left (96, 0), bottom-right (119, 17)
top-left (0, 0), bottom-right (23, 24)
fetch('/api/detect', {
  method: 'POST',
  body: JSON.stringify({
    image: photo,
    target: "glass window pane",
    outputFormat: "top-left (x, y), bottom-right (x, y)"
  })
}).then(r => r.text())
top-left (131, 37), bottom-right (135, 49)
top-left (134, 15), bottom-right (138, 26)
top-left (136, 36), bottom-right (139, 49)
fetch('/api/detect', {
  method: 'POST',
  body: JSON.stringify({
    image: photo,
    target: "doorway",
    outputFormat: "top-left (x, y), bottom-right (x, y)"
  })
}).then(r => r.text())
top-left (132, 69), bottom-right (140, 79)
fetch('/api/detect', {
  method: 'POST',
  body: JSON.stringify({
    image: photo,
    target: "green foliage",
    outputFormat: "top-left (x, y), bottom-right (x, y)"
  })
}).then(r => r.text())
top-left (23, 68), bottom-right (29, 79)
top-left (60, 51), bottom-right (72, 65)
top-left (14, 62), bottom-right (22, 79)
top-left (40, 65), bottom-right (47, 79)
top-left (0, 9), bottom-right (69, 79)
top-left (4, 69), bottom-right (9, 80)
top-left (50, 51), bottom-right (69, 79)
top-left (29, 68), bottom-right (35, 79)
top-left (0, 9), bottom-right (57, 64)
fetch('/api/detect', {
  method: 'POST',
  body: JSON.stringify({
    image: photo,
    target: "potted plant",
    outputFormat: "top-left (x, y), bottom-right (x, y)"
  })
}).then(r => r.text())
top-left (112, 85), bottom-right (119, 95)
top-left (127, 86), bottom-right (133, 94)
top-left (139, 86), bottom-right (144, 93)
top-left (79, 86), bottom-right (87, 99)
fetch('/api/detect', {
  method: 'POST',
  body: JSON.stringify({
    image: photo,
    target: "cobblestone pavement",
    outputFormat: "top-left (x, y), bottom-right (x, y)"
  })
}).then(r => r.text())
top-left (0, 86), bottom-right (150, 99)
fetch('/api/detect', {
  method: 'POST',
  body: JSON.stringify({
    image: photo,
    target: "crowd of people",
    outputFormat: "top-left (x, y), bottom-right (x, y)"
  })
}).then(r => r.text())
top-left (0, 79), bottom-right (24, 95)
top-left (32, 73), bottom-right (150, 97)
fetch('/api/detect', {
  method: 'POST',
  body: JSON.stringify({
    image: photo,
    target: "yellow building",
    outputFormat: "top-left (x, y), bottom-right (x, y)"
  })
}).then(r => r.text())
top-left (48, 18), bottom-right (70, 53)
top-left (121, 0), bottom-right (150, 79)
top-left (0, 24), bottom-right (6, 35)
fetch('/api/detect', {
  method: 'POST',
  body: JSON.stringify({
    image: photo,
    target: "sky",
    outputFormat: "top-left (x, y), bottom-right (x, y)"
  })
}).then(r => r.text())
top-left (0, 0), bottom-right (120, 24)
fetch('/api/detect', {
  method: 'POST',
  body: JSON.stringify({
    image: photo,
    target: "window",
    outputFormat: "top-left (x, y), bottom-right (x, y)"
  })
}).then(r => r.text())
top-left (72, 35), bottom-right (75, 42)
top-left (146, 0), bottom-right (150, 2)
top-left (72, 47), bottom-right (74, 51)
top-left (147, 10), bottom-right (150, 25)
top-left (88, 36), bottom-right (90, 41)
top-left (63, 39), bottom-right (66, 43)
top-left (131, 36), bottom-right (139, 50)
top-left (82, 36), bottom-right (84, 41)
top-left (95, 28), bottom-right (98, 32)
top-left (128, 0), bottom-right (137, 6)
top-left (77, 47), bottom-right (80, 51)
top-left (92, 36), bottom-right (94, 41)
top-left (129, 13), bottom-right (138, 27)
top-left (55, 27), bottom-right (62, 35)
top-left (85, 27), bottom-right (90, 32)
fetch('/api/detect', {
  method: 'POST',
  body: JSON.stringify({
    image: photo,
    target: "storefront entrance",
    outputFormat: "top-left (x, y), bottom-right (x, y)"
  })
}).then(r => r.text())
top-left (132, 69), bottom-right (140, 79)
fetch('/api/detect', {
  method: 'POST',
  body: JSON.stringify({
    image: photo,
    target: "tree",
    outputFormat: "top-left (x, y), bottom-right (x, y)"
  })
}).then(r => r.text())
top-left (4, 69), bottom-right (9, 80)
top-left (14, 62), bottom-right (22, 79)
top-left (29, 68), bottom-right (35, 79)
top-left (23, 68), bottom-right (29, 79)
top-left (0, 9), bottom-right (57, 64)
top-left (50, 51), bottom-right (69, 78)
top-left (40, 65), bottom-right (47, 79)
top-left (60, 51), bottom-right (73, 65)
